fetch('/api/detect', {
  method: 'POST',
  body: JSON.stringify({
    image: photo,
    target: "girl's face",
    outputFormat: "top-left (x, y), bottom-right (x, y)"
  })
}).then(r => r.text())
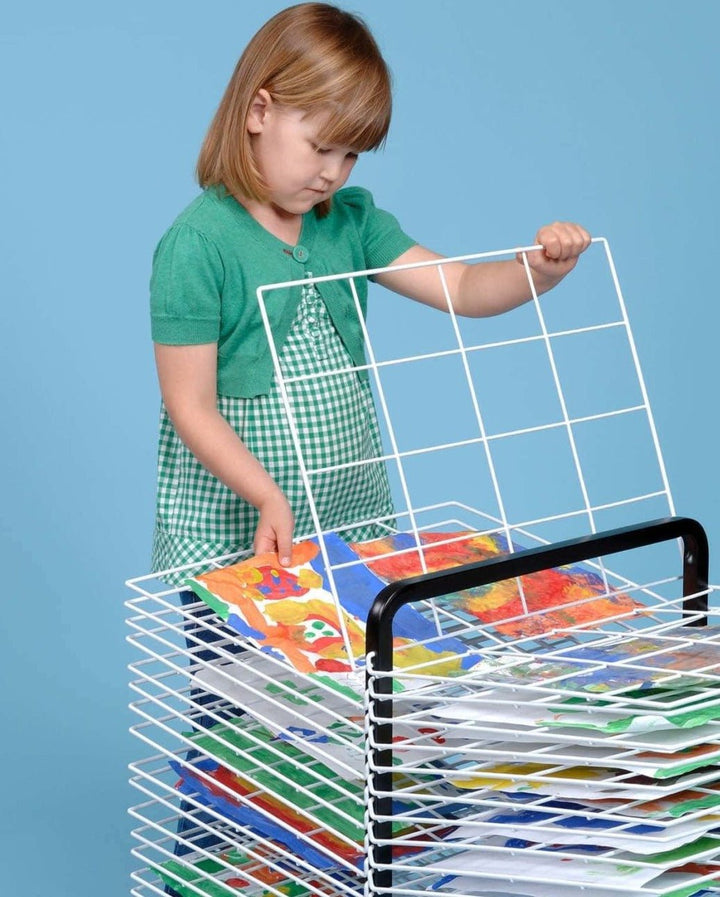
top-left (247, 93), bottom-right (359, 216)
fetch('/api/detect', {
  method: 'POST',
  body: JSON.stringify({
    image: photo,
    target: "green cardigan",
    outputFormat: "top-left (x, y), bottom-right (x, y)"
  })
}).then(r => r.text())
top-left (150, 185), bottom-right (416, 397)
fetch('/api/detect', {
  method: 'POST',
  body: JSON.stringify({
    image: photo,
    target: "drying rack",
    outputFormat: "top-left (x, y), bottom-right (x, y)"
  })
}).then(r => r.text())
top-left (127, 239), bottom-right (720, 897)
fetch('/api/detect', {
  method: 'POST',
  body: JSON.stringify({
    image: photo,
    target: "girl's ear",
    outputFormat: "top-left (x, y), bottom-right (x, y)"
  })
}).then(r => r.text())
top-left (247, 88), bottom-right (273, 135)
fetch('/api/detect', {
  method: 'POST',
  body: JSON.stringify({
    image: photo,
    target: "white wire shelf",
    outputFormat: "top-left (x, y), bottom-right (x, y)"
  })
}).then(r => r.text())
top-left (129, 241), bottom-right (720, 897)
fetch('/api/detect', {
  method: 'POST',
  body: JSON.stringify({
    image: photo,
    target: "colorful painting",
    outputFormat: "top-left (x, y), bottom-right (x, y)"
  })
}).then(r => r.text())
top-left (186, 533), bottom-right (477, 677)
top-left (159, 849), bottom-right (338, 897)
top-left (186, 528), bottom-right (647, 679)
top-left (352, 530), bottom-right (643, 639)
top-left (472, 628), bottom-right (720, 696)
top-left (172, 718), bottom-right (433, 871)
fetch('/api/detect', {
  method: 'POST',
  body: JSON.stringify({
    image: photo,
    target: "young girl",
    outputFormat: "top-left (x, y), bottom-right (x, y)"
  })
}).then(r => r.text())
top-left (150, 1), bottom-right (591, 582)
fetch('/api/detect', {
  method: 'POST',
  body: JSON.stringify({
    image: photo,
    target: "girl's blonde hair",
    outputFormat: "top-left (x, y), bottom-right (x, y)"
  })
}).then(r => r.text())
top-left (197, 3), bottom-right (392, 217)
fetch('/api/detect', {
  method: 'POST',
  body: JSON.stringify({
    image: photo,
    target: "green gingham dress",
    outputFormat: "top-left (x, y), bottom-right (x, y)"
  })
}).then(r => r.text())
top-left (151, 276), bottom-right (394, 583)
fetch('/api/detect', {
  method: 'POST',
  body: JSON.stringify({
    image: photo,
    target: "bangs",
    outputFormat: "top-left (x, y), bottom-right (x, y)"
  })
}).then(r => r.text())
top-left (314, 76), bottom-right (392, 152)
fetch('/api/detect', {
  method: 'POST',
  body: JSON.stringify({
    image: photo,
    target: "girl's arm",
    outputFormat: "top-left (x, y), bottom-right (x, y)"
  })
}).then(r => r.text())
top-left (154, 342), bottom-right (295, 564)
top-left (375, 222), bottom-right (591, 317)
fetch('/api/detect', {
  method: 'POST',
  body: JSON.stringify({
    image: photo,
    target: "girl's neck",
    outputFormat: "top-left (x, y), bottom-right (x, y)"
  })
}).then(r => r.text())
top-left (237, 196), bottom-right (303, 246)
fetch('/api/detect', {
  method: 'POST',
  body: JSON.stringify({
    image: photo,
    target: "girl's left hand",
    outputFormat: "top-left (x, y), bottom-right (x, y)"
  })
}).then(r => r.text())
top-left (519, 221), bottom-right (592, 280)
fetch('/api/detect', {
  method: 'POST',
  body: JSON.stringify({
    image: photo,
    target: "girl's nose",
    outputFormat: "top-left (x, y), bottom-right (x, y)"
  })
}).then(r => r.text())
top-left (320, 156), bottom-right (344, 183)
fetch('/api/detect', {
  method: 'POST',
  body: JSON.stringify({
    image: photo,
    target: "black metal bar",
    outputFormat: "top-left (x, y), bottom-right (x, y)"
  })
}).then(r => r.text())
top-left (364, 516), bottom-right (709, 894)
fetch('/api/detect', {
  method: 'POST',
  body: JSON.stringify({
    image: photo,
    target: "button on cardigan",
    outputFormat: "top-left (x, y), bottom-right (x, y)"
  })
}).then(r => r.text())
top-left (150, 185), bottom-right (416, 398)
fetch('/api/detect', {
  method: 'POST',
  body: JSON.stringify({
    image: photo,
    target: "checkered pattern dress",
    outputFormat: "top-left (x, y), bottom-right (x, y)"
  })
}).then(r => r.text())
top-left (152, 278), bottom-right (394, 583)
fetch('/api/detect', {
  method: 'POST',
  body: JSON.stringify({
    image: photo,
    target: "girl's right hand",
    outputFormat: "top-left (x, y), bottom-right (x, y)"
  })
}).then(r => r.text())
top-left (254, 489), bottom-right (295, 566)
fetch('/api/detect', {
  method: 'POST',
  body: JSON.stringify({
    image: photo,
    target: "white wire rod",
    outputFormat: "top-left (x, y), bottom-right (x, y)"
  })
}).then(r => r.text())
top-left (366, 790), bottom-right (718, 846)
top-left (255, 238), bottom-right (607, 296)
top-left (129, 806), bottom-right (351, 897)
top-left (601, 240), bottom-right (677, 520)
top-left (296, 402), bottom-right (649, 479)
top-left (366, 731), bottom-right (720, 775)
top-left (189, 644), bottom-right (364, 708)
top-left (181, 680), bottom-right (366, 781)
top-left (521, 252), bottom-right (606, 597)
top-left (369, 812), bottom-right (720, 853)
top-left (370, 610), bottom-right (720, 697)
top-left (347, 275), bottom-right (429, 586)
top-left (382, 593), bottom-right (709, 677)
top-left (126, 625), bottom-right (240, 669)
top-left (128, 619), bottom-right (366, 713)
top-left (376, 698), bottom-right (720, 749)
top-left (364, 879), bottom-right (720, 897)
top-left (366, 716), bottom-right (720, 768)
top-left (390, 573), bottom-right (689, 655)
top-left (132, 840), bottom-right (345, 897)
top-left (125, 602), bottom-right (254, 669)
top-left (388, 669), bottom-right (720, 722)
top-left (369, 861), bottom-right (720, 897)
top-left (256, 279), bottom-right (359, 671)
top-left (477, 490), bottom-right (674, 537)
top-left (367, 623), bottom-right (719, 707)
top-left (435, 261), bottom-right (527, 614)
top-left (128, 689), bottom-right (367, 839)
top-left (130, 768), bottom-right (364, 879)
top-left (371, 817), bottom-right (720, 866)
top-left (188, 655), bottom-right (364, 723)
top-left (130, 765), bottom-right (363, 886)
top-left (128, 683), bottom-right (367, 826)
top-left (128, 876), bottom-right (166, 897)
top-left (380, 782), bottom-right (720, 827)
top-left (125, 544), bottom-right (254, 594)
top-left (362, 778), bottom-right (720, 826)
top-left (125, 606), bottom-right (240, 657)
top-left (368, 836), bottom-right (720, 875)
top-left (273, 319), bottom-right (628, 388)
top-left (128, 648), bottom-right (363, 737)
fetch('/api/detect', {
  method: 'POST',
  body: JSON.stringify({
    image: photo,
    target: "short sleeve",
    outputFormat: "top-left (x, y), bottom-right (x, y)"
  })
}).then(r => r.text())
top-left (337, 187), bottom-right (416, 270)
top-left (150, 224), bottom-right (225, 344)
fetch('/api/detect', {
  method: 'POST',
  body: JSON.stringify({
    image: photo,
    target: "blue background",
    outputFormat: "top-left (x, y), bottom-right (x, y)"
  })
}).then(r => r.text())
top-left (1, 1), bottom-right (718, 894)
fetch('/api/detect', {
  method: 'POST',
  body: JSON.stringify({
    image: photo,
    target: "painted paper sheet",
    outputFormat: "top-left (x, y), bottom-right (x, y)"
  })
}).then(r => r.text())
top-left (434, 760), bottom-right (720, 799)
top-left (352, 531), bottom-right (643, 638)
top-left (193, 655), bottom-right (464, 778)
top-left (159, 849), bottom-right (340, 897)
top-left (419, 835), bottom-right (720, 892)
top-left (186, 534), bottom-right (477, 679)
top-left (448, 811), bottom-right (720, 854)
top-left (426, 689), bottom-right (720, 749)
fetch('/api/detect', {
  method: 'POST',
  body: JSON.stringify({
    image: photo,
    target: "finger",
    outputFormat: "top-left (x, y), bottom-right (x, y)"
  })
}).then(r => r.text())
top-left (536, 226), bottom-right (563, 261)
top-left (276, 532), bottom-right (293, 568)
top-left (537, 222), bottom-right (591, 262)
top-left (253, 531), bottom-right (277, 558)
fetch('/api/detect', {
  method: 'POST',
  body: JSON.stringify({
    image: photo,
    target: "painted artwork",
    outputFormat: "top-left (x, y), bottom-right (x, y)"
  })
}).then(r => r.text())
top-left (159, 849), bottom-right (339, 897)
top-left (186, 533), bottom-right (478, 678)
top-left (469, 628), bottom-right (720, 696)
top-left (352, 530), bottom-right (643, 639)
top-left (186, 528), bottom-right (646, 679)
top-left (173, 718), bottom-right (433, 872)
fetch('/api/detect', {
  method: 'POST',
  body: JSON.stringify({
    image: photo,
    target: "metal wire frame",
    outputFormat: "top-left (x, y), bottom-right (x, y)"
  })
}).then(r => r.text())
top-left (251, 238), bottom-right (676, 669)
top-left (364, 517), bottom-right (719, 897)
top-left (128, 240), bottom-right (707, 896)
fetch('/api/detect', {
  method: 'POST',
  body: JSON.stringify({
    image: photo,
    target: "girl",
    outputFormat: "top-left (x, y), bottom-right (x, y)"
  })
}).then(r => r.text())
top-left (150, 2), bottom-right (591, 582)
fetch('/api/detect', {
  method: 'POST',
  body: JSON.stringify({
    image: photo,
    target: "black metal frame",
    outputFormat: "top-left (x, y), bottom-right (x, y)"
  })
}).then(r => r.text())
top-left (364, 516), bottom-right (709, 890)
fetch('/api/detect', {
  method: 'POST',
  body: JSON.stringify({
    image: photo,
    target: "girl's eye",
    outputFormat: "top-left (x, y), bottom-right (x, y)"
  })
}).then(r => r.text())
top-left (311, 143), bottom-right (331, 155)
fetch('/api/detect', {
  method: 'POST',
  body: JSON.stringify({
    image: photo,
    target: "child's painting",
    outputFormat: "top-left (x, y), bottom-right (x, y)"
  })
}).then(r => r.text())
top-left (186, 533), bottom-right (477, 677)
top-left (185, 528), bottom-right (645, 678)
top-left (352, 530), bottom-right (643, 639)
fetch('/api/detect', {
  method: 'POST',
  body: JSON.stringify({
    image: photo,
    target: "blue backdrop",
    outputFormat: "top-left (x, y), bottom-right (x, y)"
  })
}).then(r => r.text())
top-left (1, 1), bottom-right (718, 894)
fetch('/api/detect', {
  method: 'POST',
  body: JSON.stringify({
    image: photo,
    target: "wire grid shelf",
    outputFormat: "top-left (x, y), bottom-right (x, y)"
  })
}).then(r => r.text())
top-left (128, 240), bottom-right (720, 897)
